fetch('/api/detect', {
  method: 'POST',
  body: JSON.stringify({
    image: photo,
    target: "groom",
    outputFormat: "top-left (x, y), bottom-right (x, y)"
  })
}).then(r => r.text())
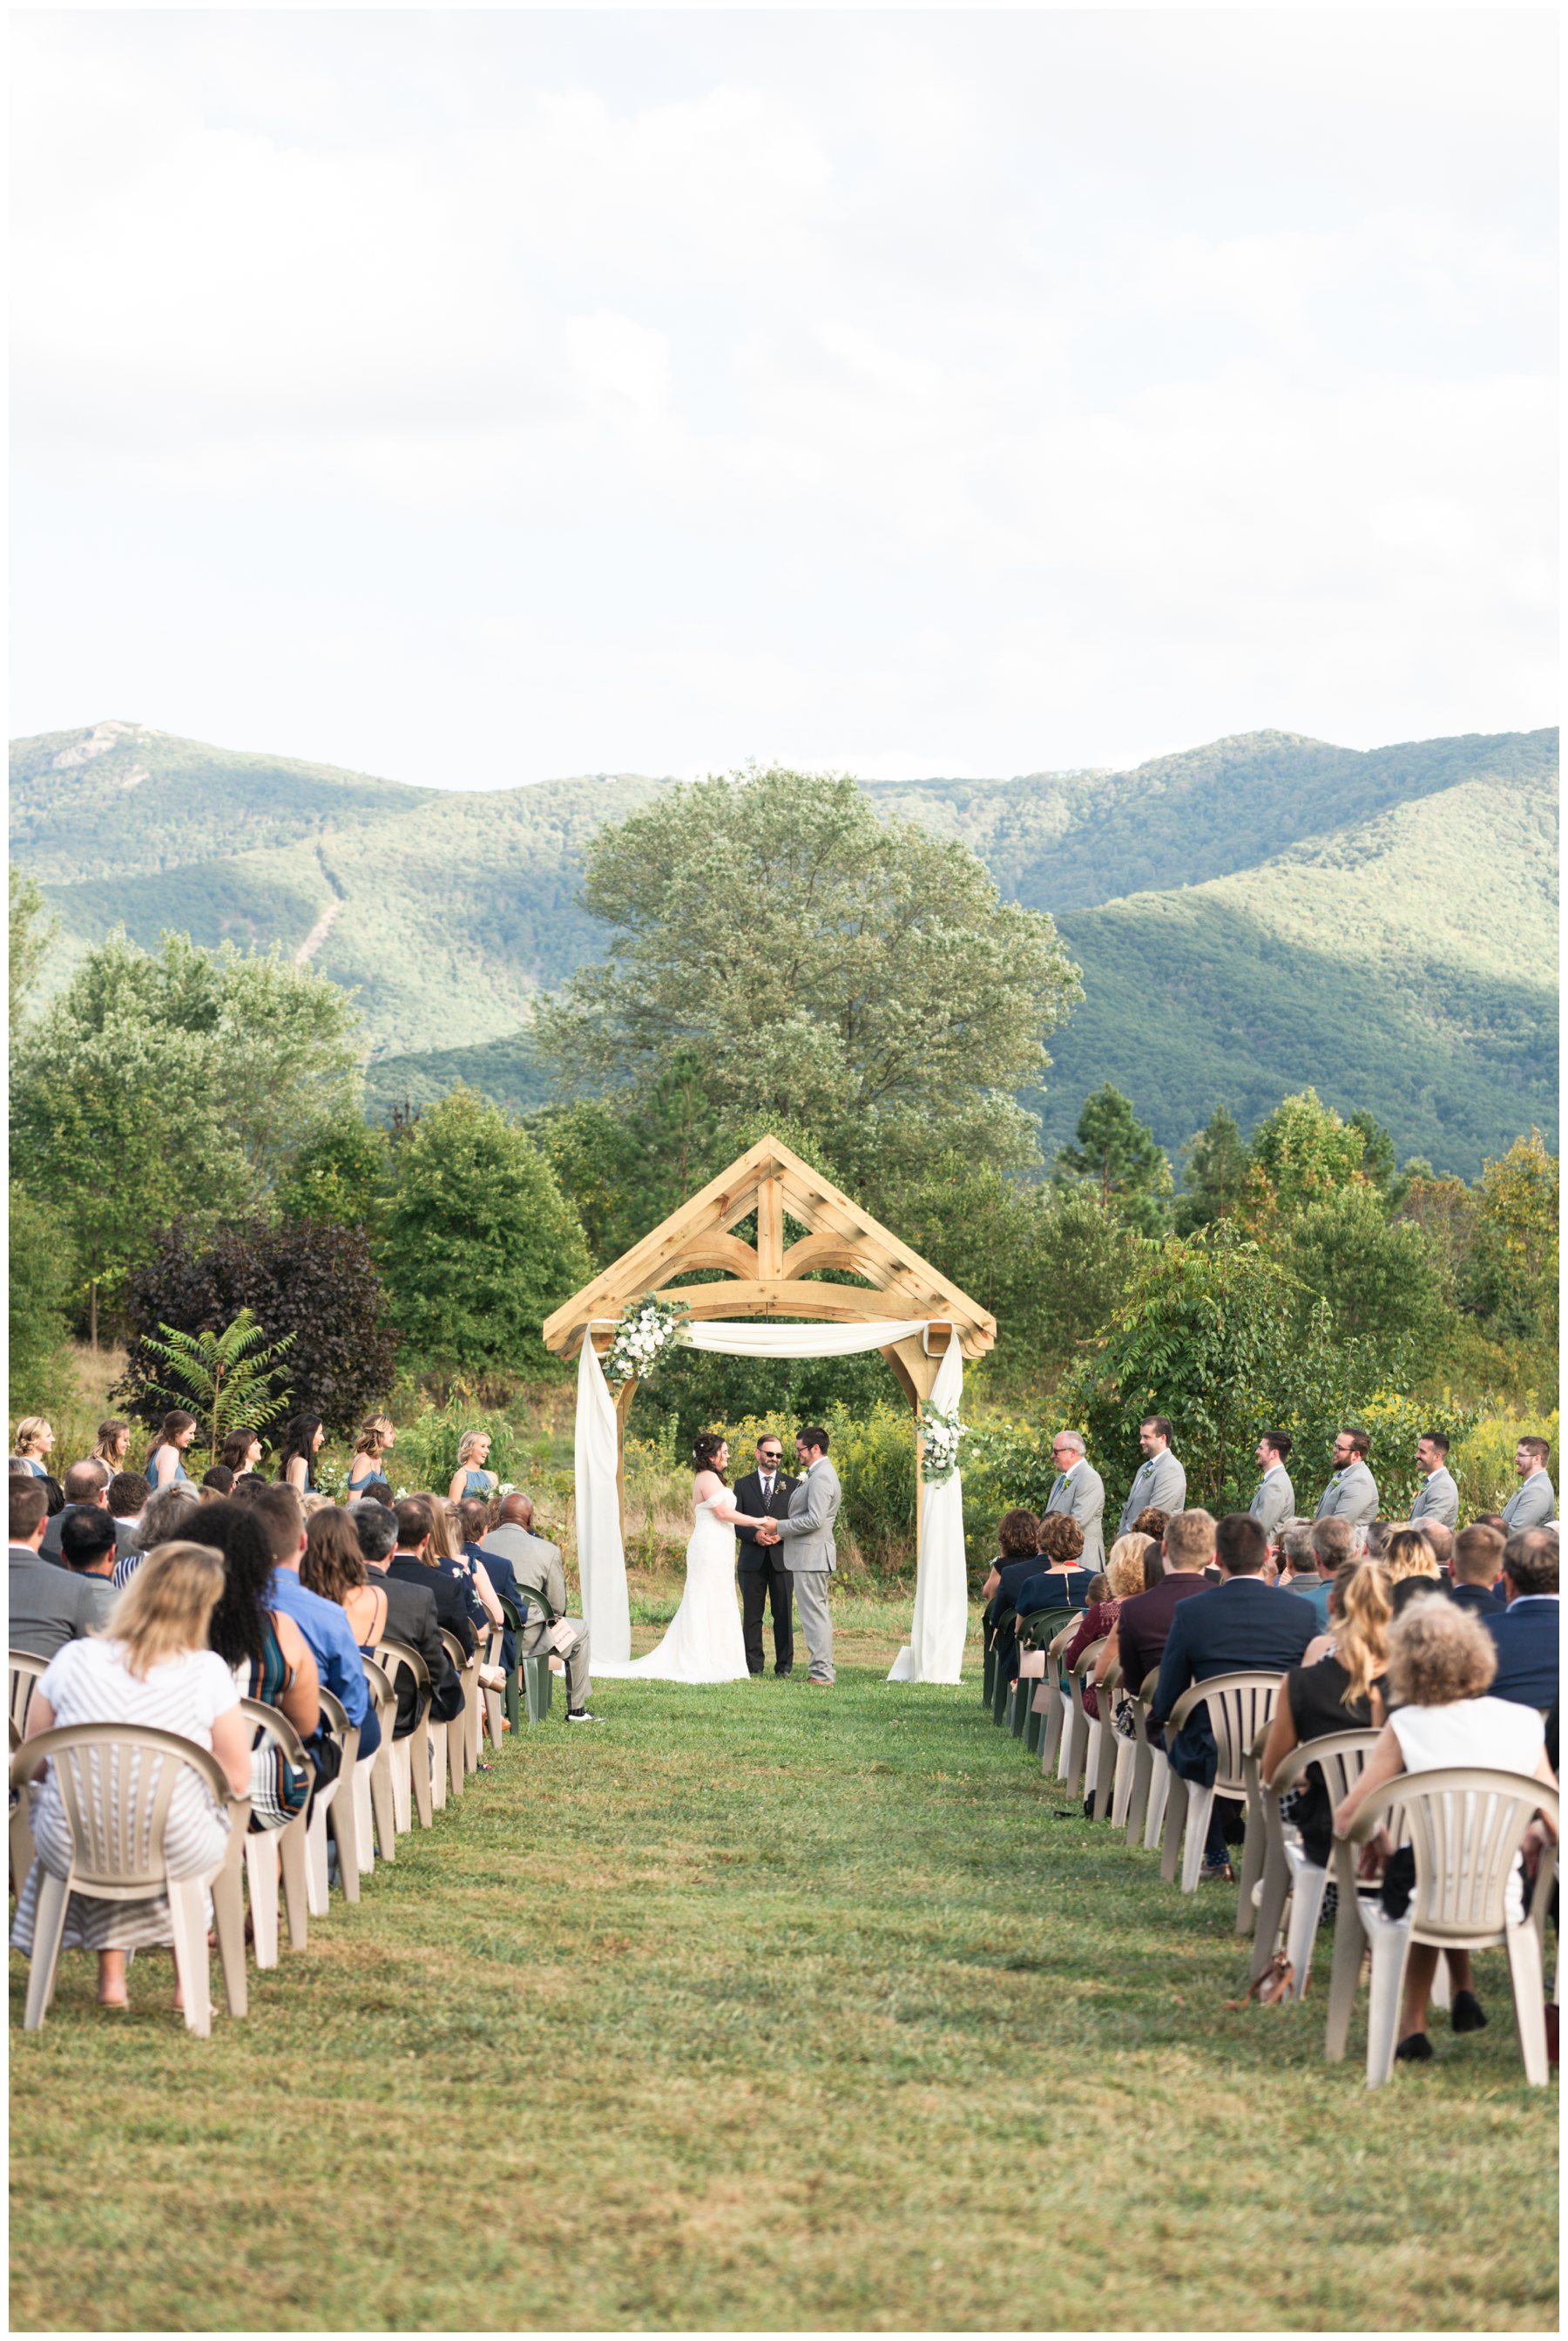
top-left (756, 1426), bottom-right (840, 1687)
top-left (733, 1433), bottom-right (798, 1676)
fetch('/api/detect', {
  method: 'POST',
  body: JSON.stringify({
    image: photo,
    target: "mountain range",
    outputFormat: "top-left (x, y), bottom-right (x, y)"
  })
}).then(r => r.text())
top-left (10, 717), bottom-right (1558, 1177)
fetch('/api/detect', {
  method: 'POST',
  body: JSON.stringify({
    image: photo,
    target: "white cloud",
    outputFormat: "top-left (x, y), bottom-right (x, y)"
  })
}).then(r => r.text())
top-left (8, 10), bottom-right (1556, 785)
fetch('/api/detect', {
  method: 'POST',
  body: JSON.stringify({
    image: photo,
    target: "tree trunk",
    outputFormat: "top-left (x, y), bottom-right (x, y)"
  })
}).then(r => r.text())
top-left (89, 1280), bottom-right (98, 1350)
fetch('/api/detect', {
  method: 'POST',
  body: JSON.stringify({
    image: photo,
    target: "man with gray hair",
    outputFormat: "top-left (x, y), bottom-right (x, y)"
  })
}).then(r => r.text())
top-left (482, 1492), bottom-right (597, 1722)
top-left (111, 1479), bottom-right (200, 1588)
top-left (1043, 1430), bottom-right (1105, 1571)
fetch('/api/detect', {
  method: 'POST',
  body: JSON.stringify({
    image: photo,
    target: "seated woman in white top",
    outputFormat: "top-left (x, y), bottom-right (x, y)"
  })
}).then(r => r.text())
top-left (11, 1540), bottom-right (252, 2013)
top-left (1334, 1599), bottom-right (1557, 2065)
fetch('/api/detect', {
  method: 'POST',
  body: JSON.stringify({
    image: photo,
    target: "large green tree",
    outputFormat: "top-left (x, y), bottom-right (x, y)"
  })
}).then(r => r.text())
top-left (1175, 1103), bottom-right (1248, 1233)
top-left (1056, 1085), bottom-right (1173, 1235)
top-left (1281, 1182), bottom-right (1446, 1346)
top-left (378, 1087), bottom-right (591, 1376)
top-left (9, 867), bottom-right (55, 1034)
top-left (531, 768), bottom-right (1082, 1183)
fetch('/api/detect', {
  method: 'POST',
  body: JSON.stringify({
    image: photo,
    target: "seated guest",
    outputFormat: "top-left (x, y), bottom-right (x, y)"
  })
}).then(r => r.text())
top-left (350, 1477), bottom-right (394, 1508)
top-left (391, 1499), bottom-right (478, 1654)
top-left (39, 1476), bottom-right (65, 1519)
top-left (1384, 1525), bottom-right (1444, 1617)
top-left (419, 1490), bottom-right (500, 1640)
top-left (979, 1509), bottom-right (1044, 1693)
top-left (57, 1507), bottom-right (120, 1616)
top-left (1262, 1559), bottom-right (1391, 1863)
top-left (1422, 1521), bottom-right (1455, 1578)
top-left (1289, 1518), bottom-right (1351, 1631)
top-left (1334, 1600), bottom-right (1556, 2061)
top-left (1152, 1512), bottom-right (1318, 1881)
top-left (1485, 1530), bottom-right (1559, 1708)
top-left (352, 1502), bottom-right (466, 1736)
top-left (1095, 1507), bottom-right (1216, 1697)
top-left (107, 1472), bottom-right (150, 1532)
top-left (482, 1492), bottom-right (597, 1723)
top-left (182, 1500), bottom-right (320, 1830)
top-left (230, 1473), bottom-right (270, 1505)
top-left (1132, 1507), bottom-right (1169, 1569)
top-left (201, 1465), bottom-right (236, 1497)
top-left (112, 1482), bottom-right (201, 1588)
top-left (1449, 1524), bottom-right (1505, 1618)
top-left (10, 1478), bottom-right (110, 1658)
top-left (1064, 1537), bottom-right (1149, 1720)
top-left (254, 1486), bottom-right (379, 1763)
top-left (1012, 1513), bottom-right (1094, 1623)
top-left (459, 1494), bottom-right (524, 1672)
top-left (40, 1460), bottom-right (138, 1566)
top-left (10, 1540), bottom-right (251, 2013)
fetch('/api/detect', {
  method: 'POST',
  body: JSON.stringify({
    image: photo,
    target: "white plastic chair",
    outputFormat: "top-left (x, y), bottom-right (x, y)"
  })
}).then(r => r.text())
top-left (1119, 1668), bottom-right (1164, 1846)
top-left (1160, 1670), bottom-right (1286, 1915)
top-left (436, 1628), bottom-right (475, 1802)
top-left (10, 1716), bottom-right (37, 1898)
top-left (1249, 1729), bottom-right (1380, 1995)
top-left (1332, 1767), bottom-right (1558, 2087)
top-left (10, 1722), bottom-right (248, 2036)
top-left (358, 1656), bottom-right (399, 1866)
top-left (1037, 1621), bottom-right (1077, 1779)
top-left (306, 1688), bottom-right (360, 1914)
top-left (238, 1699), bottom-right (313, 1969)
top-left (1063, 1639), bottom-right (1106, 1803)
top-left (9, 1650), bottom-right (47, 1740)
top-left (373, 1641), bottom-right (434, 1833)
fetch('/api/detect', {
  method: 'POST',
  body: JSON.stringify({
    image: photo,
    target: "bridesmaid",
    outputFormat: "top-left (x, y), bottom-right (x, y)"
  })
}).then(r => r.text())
top-left (278, 1414), bottom-right (325, 1497)
top-left (348, 1416), bottom-right (396, 1497)
top-left (91, 1418), bottom-right (132, 1473)
top-left (146, 1411), bottom-right (199, 1492)
top-left (11, 1417), bottom-right (55, 1478)
top-left (448, 1431), bottom-right (497, 1505)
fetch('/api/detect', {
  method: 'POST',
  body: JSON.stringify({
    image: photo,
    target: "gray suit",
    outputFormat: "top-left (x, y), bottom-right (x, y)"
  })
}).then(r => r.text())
top-left (39, 1504), bottom-right (138, 1566)
top-left (1503, 1472), bottom-right (1557, 1532)
top-left (771, 1458), bottom-right (841, 1682)
top-left (481, 1524), bottom-right (592, 1710)
top-left (1409, 1467), bottom-right (1459, 1530)
top-left (9, 1546), bottom-right (114, 1660)
top-left (1314, 1460), bottom-right (1380, 1526)
top-left (1117, 1447), bottom-right (1186, 1539)
top-left (1045, 1461), bottom-right (1105, 1571)
top-left (1248, 1465), bottom-right (1295, 1542)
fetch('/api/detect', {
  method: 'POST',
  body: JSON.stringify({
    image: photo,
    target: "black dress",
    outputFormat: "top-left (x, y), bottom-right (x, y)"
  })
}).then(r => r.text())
top-left (1282, 1655), bottom-right (1380, 1865)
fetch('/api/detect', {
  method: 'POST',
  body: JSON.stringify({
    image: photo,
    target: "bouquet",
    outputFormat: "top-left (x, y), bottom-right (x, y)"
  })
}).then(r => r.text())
top-left (920, 1404), bottom-right (968, 1485)
top-left (604, 1295), bottom-right (690, 1387)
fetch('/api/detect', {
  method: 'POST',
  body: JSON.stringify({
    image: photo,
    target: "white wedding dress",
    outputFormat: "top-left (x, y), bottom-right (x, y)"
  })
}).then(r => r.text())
top-left (598, 1488), bottom-right (752, 1681)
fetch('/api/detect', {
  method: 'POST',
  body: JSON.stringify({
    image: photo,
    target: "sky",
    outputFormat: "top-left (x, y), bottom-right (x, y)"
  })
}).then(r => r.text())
top-left (10, 9), bottom-right (1558, 788)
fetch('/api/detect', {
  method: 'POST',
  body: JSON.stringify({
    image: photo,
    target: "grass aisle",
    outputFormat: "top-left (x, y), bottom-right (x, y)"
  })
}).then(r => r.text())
top-left (9, 1641), bottom-right (1558, 2332)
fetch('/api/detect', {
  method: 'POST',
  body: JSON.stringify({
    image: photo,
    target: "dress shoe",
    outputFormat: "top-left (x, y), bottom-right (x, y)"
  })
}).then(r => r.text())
top-left (1450, 1988), bottom-right (1489, 2033)
top-left (1395, 2031), bottom-right (1434, 2063)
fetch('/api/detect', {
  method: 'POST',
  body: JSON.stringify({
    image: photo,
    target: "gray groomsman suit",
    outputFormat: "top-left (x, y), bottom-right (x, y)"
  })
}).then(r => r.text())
top-left (1409, 1467), bottom-right (1459, 1530)
top-left (1117, 1447), bottom-right (1186, 1539)
top-left (1248, 1465), bottom-right (1296, 1542)
top-left (1314, 1460), bottom-right (1380, 1526)
top-left (1045, 1459), bottom-right (1105, 1571)
top-left (1502, 1472), bottom-right (1557, 1532)
top-left (772, 1457), bottom-right (841, 1683)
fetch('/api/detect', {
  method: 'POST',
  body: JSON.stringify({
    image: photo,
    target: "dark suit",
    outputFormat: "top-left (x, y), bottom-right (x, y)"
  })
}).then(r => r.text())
top-left (372, 1566), bottom-right (466, 1733)
top-left (1152, 1576), bottom-right (1318, 1790)
top-left (465, 1539), bottom-right (526, 1669)
top-left (1485, 1596), bottom-right (1559, 1711)
top-left (39, 1504), bottom-right (138, 1566)
top-left (387, 1552), bottom-right (476, 1656)
top-left (983, 1557), bottom-right (1044, 1688)
top-left (1447, 1580), bottom-right (1504, 1620)
top-left (733, 1470), bottom-right (797, 1675)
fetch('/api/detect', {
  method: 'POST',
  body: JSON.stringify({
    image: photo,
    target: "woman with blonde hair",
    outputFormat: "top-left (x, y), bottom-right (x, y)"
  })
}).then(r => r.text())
top-left (1334, 1599), bottom-right (1556, 2061)
top-left (348, 1415), bottom-right (396, 1498)
top-left (1262, 1560), bottom-right (1393, 1863)
top-left (10, 1540), bottom-right (252, 2011)
top-left (11, 1417), bottom-right (55, 1477)
top-left (1063, 1536), bottom-right (1152, 1721)
top-left (1382, 1524), bottom-right (1443, 1617)
top-left (448, 1430), bottom-right (497, 1505)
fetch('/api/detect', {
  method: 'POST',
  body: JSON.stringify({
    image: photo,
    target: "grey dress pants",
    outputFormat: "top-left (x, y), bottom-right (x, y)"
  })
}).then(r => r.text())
top-left (791, 1571), bottom-right (835, 1683)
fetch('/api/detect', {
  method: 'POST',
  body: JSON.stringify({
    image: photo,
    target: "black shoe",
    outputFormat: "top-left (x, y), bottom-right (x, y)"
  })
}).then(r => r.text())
top-left (747, 1669), bottom-right (765, 1678)
top-left (565, 1708), bottom-right (601, 1723)
top-left (1395, 2031), bottom-right (1434, 2062)
top-left (1451, 1989), bottom-right (1489, 2034)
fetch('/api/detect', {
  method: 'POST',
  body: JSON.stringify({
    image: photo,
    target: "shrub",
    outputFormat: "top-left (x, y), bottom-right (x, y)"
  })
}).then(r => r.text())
top-left (384, 1390), bottom-right (539, 1500)
top-left (118, 1215), bottom-right (397, 1440)
top-left (1450, 1406), bottom-right (1560, 1518)
top-left (1355, 1390), bottom-right (1480, 1520)
top-left (8, 1181), bottom-right (77, 1419)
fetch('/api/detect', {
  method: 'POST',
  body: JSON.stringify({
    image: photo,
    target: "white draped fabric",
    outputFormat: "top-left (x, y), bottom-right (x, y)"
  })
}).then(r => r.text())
top-left (571, 1317), bottom-right (968, 1685)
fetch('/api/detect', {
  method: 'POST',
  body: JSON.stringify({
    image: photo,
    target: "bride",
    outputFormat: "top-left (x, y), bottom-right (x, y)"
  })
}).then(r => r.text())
top-left (602, 1433), bottom-right (764, 1681)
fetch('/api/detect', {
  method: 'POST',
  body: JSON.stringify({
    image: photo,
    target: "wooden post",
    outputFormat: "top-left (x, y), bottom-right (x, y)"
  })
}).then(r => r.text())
top-left (613, 1375), bottom-right (637, 1546)
top-left (756, 1173), bottom-right (784, 1282)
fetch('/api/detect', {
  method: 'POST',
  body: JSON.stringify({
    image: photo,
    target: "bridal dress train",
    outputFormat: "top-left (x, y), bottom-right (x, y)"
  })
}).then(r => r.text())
top-left (597, 1495), bottom-right (752, 1681)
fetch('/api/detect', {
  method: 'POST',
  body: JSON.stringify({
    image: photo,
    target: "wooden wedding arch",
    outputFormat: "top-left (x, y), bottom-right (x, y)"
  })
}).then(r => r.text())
top-left (542, 1134), bottom-right (997, 1541)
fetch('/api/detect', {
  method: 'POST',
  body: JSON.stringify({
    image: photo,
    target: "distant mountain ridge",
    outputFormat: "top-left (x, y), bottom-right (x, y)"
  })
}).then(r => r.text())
top-left (10, 719), bottom-right (1558, 1177)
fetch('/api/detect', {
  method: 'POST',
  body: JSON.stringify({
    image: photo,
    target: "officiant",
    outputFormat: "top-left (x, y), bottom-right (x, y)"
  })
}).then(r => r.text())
top-left (733, 1433), bottom-right (798, 1677)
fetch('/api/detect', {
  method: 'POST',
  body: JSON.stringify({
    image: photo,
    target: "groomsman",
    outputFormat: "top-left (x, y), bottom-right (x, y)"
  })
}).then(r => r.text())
top-left (733, 1433), bottom-right (797, 1676)
top-left (1408, 1431), bottom-right (1460, 1530)
top-left (1117, 1416), bottom-right (1186, 1539)
top-left (1502, 1437), bottom-right (1557, 1532)
top-left (1315, 1427), bottom-right (1380, 1525)
top-left (1044, 1431), bottom-right (1105, 1571)
top-left (1248, 1431), bottom-right (1295, 1543)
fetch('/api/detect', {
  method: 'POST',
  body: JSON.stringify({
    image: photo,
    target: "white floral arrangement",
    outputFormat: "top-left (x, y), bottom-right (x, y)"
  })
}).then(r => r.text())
top-left (604, 1294), bottom-right (690, 1387)
top-left (920, 1405), bottom-right (969, 1485)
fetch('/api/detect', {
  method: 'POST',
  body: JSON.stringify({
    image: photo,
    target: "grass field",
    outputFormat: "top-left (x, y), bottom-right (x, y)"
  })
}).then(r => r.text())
top-left (8, 1602), bottom-right (1558, 2332)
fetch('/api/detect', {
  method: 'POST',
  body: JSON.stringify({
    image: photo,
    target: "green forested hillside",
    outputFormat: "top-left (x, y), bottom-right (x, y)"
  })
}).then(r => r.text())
top-left (10, 719), bottom-right (1557, 1174)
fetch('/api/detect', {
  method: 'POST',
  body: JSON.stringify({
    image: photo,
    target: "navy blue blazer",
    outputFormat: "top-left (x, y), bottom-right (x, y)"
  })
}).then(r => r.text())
top-left (1152, 1576), bottom-right (1319, 1787)
top-left (1447, 1580), bottom-right (1503, 1620)
top-left (465, 1539), bottom-right (527, 1669)
top-left (1484, 1597), bottom-right (1559, 1711)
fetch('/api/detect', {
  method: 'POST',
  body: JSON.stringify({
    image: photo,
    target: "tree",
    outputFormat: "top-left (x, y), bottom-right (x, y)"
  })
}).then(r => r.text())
top-left (1464, 1130), bottom-right (1559, 1343)
top-left (1062, 1220), bottom-right (1395, 1517)
top-left (9, 868), bottom-right (55, 1033)
top-left (1281, 1182), bottom-right (1446, 1346)
top-left (1056, 1085), bottom-right (1173, 1235)
top-left (10, 930), bottom-right (361, 1337)
top-left (1175, 1104), bottom-right (1248, 1233)
top-left (8, 1182), bottom-right (75, 1417)
top-left (274, 1113), bottom-right (389, 1231)
top-left (531, 767), bottom-right (1082, 1180)
top-left (118, 1217), bottom-right (397, 1438)
top-left (378, 1087), bottom-right (591, 1377)
top-left (1242, 1088), bottom-right (1367, 1220)
top-left (136, 1309), bottom-right (296, 1464)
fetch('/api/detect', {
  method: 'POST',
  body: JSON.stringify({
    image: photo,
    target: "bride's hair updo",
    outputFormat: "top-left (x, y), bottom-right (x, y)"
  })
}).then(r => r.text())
top-left (693, 1431), bottom-right (727, 1480)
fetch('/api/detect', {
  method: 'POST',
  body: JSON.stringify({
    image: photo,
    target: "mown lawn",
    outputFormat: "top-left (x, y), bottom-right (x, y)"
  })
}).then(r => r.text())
top-left (9, 1605), bottom-right (1558, 2331)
